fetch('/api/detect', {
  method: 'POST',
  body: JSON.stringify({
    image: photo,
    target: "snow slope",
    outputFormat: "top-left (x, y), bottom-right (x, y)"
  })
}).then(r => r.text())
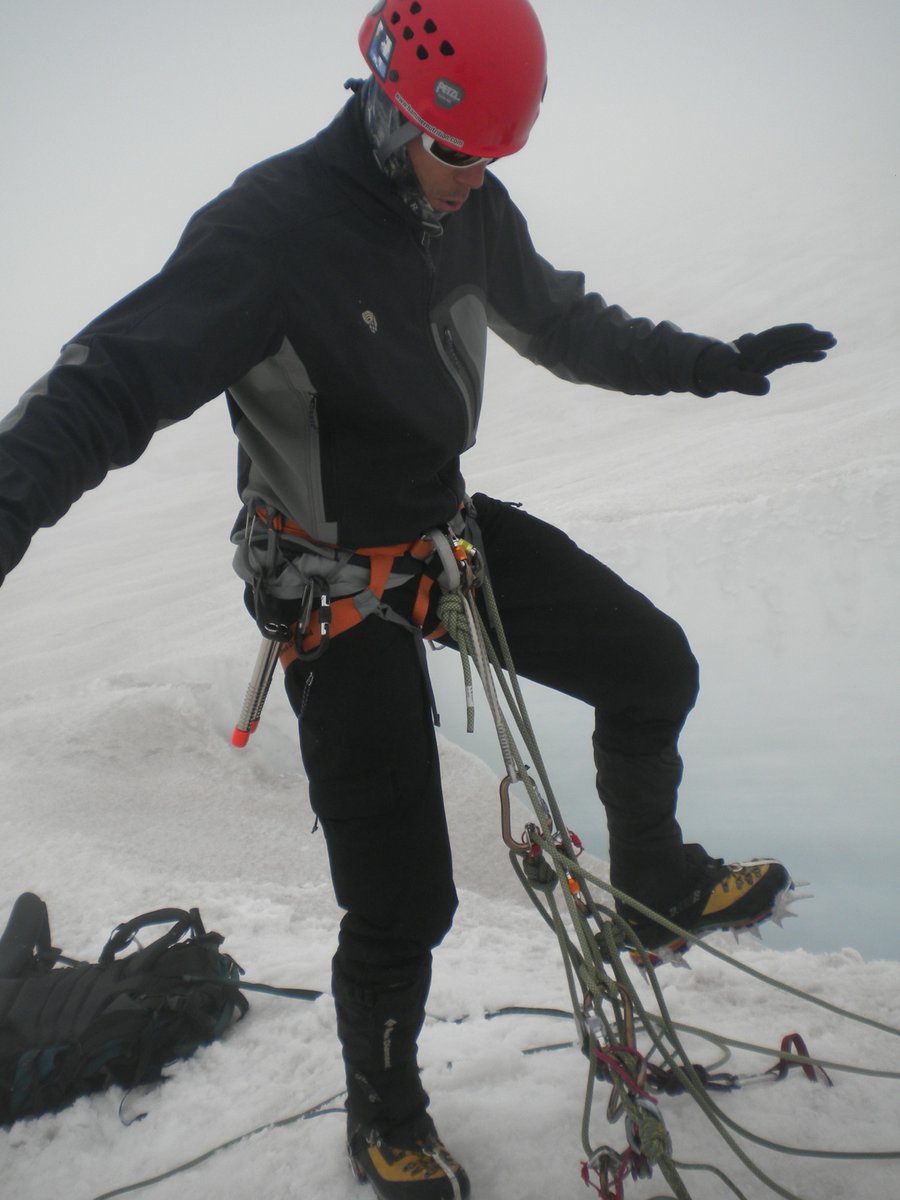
top-left (2, 2), bottom-right (899, 1197)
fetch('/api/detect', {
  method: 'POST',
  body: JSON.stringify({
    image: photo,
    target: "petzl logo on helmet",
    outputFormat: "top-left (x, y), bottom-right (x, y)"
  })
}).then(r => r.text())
top-left (366, 18), bottom-right (394, 81)
top-left (434, 78), bottom-right (465, 109)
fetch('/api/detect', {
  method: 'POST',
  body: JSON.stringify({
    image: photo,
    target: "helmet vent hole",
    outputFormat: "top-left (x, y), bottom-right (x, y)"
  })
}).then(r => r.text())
top-left (388, 69), bottom-right (400, 82)
top-left (416, 45), bottom-right (429, 60)
top-left (410, 1), bottom-right (422, 12)
top-left (424, 19), bottom-right (437, 33)
top-left (390, 11), bottom-right (400, 24)
top-left (403, 26), bottom-right (414, 40)
top-left (439, 40), bottom-right (455, 56)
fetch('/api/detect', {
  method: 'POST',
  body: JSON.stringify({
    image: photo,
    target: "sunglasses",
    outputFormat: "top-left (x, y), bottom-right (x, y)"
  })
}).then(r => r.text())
top-left (420, 134), bottom-right (495, 169)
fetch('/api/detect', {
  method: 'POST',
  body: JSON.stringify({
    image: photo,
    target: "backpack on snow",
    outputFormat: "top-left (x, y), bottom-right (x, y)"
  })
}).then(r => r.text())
top-left (0, 893), bottom-right (248, 1124)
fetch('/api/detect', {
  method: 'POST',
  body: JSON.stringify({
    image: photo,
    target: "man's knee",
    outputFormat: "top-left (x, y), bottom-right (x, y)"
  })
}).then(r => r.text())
top-left (335, 893), bottom-right (459, 972)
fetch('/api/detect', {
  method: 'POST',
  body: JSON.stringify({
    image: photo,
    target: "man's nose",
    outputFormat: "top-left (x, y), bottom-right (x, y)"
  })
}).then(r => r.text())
top-left (456, 161), bottom-right (488, 188)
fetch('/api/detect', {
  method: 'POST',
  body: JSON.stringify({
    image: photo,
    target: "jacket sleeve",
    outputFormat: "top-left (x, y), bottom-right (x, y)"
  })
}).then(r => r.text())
top-left (0, 204), bottom-right (281, 582)
top-left (482, 179), bottom-right (718, 396)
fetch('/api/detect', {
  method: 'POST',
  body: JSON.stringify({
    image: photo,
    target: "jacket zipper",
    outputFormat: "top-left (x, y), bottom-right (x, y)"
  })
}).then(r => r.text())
top-left (418, 228), bottom-right (476, 449)
top-left (305, 393), bottom-right (333, 531)
top-left (441, 326), bottom-right (477, 448)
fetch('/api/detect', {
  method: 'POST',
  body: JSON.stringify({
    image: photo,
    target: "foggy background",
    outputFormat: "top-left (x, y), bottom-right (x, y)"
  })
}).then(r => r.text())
top-left (2, 1), bottom-right (898, 959)
top-left (4, 1), bottom-right (896, 380)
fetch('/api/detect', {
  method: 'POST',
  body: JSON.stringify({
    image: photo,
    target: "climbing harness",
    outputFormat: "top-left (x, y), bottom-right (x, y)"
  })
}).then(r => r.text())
top-left (230, 505), bottom-right (471, 745)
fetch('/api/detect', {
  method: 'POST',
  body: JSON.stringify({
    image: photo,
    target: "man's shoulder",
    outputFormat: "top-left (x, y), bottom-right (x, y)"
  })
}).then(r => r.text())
top-left (219, 97), bottom-right (363, 230)
top-left (232, 137), bottom-right (321, 194)
top-left (184, 137), bottom-right (331, 249)
top-left (229, 139), bottom-right (324, 217)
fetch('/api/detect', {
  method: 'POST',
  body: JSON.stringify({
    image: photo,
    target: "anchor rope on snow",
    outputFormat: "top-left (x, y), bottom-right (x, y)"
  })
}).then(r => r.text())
top-left (88, 528), bottom-right (900, 1200)
top-left (430, 527), bottom-right (900, 1200)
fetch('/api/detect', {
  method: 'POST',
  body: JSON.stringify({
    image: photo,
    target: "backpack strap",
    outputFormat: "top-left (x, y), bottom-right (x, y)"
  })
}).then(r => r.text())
top-left (99, 908), bottom-right (204, 969)
top-left (0, 893), bottom-right (59, 980)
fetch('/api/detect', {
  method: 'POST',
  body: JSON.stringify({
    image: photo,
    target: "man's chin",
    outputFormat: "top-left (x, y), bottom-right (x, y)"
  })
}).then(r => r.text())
top-left (433, 196), bottom-right (467, 213)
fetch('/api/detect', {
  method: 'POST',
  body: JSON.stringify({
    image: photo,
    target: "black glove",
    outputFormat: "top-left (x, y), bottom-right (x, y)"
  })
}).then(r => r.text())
top-left (694, 324), bottom-right (836, 396)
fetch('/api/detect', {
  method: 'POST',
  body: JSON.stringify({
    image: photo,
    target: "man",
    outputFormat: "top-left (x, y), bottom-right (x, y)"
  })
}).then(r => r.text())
top-left (0, 2), bottom-right (834, 1196)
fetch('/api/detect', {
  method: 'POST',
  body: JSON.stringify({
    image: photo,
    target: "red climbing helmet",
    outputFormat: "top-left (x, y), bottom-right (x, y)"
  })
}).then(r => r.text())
top-left (359, 0), bottom-right (548, 159)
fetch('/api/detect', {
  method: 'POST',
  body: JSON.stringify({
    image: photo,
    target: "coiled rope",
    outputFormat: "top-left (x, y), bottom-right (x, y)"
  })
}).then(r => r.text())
top-left (432, 529), bottom-right (900, 1200)
top-left (87, 528), bottom-right (899, 1200)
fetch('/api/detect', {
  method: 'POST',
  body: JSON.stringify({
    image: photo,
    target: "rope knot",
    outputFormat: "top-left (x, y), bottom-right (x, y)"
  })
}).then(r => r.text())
top-left (435, 591), bottom-right (471, 648)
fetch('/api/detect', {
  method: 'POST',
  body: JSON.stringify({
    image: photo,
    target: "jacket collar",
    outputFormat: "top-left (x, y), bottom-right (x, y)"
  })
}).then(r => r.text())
top-left (313, 91), bottom-right (421, 229)
top-left (313, 88), bottom-right (446, 238)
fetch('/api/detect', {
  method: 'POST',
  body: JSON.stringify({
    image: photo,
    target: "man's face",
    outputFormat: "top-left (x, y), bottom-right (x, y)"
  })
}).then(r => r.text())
top-left (406, 135), bottom-right (489, 214)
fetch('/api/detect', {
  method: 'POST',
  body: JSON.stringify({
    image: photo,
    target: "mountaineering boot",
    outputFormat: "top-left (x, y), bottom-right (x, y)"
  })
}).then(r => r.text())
top-left (333, 954), bottom-right (432, 1126)
top-left (618, 843), bottom-right (794, 958)
top-left (333, 953), bottom-right (469, 1195)
top-left (348, 1112), bottom-right (471, 1199)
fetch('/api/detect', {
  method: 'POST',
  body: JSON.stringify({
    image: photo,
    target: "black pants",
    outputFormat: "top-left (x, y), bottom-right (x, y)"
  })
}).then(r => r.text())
top-left (284, 494), bottom-right (699, 1125)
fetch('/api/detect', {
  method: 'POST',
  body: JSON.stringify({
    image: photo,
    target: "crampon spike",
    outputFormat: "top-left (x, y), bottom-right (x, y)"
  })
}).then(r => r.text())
top-left (772, 885), bottom-right (809, 927)
top-left (629, 944), bottom-right (692, 971)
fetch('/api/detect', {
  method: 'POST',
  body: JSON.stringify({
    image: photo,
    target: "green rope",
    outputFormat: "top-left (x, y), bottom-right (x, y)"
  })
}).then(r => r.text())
top-left (472, 1003), bottom-right (899, 1085)
top-left (542, 835), bottom-right (900, 1040)
top-left (106, 546), bottom-right (893, 1200)
top-left (437, 593), bottom-right (477, 731)
top-left (439, 569), bottom-right (695, 1188)
top-left (649, 1018), bottom-right (900, 1082)
top-left (439, 554), bottom-right (900, 1200)
top-left (89, 1090), bottom-right (347, 1199)
top-left (539, 833), bottom-right (900, 1167)
top-left (438, 587), bottom-right (563, 843)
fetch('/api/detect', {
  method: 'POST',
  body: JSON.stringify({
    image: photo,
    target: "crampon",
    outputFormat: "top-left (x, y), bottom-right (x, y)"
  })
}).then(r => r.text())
top-left (619, 852), bottom-right (810, 968)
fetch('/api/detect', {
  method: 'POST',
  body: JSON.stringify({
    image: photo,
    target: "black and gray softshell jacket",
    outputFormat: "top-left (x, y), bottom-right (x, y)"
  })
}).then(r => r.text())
top-left (0, 91), bottom-right (718, 582)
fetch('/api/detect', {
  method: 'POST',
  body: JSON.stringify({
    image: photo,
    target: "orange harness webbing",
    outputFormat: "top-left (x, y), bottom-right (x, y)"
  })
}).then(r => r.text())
top-left (263, 513), bottom-right (442, 668)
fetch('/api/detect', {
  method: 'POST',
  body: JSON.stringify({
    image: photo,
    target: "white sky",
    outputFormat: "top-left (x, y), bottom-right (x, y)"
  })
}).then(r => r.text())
top-left (2, 0), bottom-right (898, 396)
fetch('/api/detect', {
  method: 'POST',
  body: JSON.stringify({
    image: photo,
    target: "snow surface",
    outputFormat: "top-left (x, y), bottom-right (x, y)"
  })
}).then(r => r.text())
top-left (1, 2), bottom-right (899, 1198)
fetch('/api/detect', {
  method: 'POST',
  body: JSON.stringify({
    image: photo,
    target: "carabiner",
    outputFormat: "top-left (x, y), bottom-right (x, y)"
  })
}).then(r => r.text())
top-left (294, 577), bottom-right (332, 662)
top-left (498, 775), bottom-right (532, 853)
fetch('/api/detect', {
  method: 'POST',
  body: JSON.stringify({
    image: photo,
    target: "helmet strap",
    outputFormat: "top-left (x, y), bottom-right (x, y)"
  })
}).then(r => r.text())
top-left (373, 119), bottom-right (421, 169)
top-left (359, 76), bottom-right (444, 236)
